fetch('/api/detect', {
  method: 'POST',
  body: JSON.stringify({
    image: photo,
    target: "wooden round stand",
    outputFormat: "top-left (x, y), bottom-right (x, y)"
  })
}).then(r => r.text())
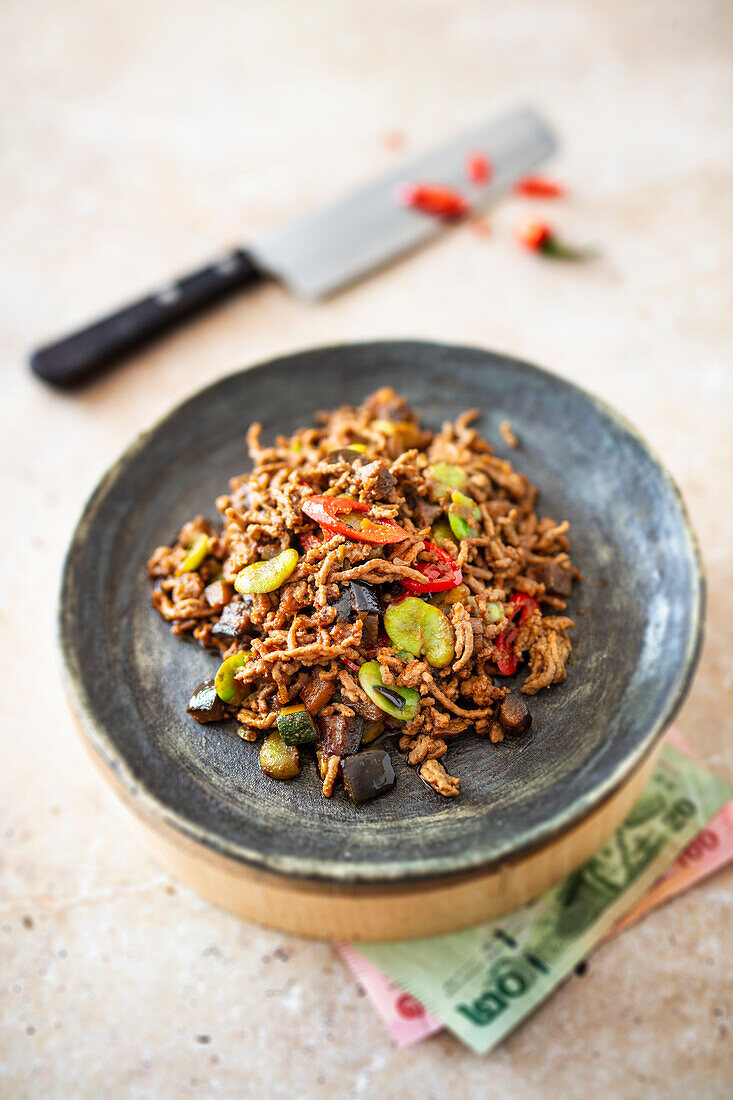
top-left (103, 746), bottom-right (661, 942)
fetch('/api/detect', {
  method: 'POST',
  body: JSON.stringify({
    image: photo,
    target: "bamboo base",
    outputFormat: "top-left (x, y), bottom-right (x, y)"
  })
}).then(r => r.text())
top-left (111, 746), bottom-right (661, 941)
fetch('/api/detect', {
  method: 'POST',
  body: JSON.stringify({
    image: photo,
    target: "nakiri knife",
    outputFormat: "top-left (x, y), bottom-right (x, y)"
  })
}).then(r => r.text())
top-left (30, 104), bottom-right (556, 387)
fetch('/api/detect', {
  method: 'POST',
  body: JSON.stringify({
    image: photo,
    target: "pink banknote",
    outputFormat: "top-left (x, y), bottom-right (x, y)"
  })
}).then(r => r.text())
top-left (338, 727), bottom-right (733, 1045)
top-left (336, 942), bottom-right (443, 1047)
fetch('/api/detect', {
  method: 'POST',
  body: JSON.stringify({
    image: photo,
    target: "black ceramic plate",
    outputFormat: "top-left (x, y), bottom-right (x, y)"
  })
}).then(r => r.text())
top-left (60, 342), bottom-right (703, 885)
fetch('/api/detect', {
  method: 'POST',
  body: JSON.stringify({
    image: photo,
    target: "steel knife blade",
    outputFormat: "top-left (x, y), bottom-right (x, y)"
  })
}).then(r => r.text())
top-left (251, 104), bottom-right (555, 300)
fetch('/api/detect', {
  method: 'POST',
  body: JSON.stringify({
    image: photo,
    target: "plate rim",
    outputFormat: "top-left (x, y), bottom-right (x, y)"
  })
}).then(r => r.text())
top-left (58, 339), bottom-right (706, 886)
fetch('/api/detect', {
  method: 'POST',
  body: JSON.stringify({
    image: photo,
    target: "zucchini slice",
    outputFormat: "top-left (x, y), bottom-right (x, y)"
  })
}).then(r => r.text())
top-left (277, 704), bottom-right (318, 746)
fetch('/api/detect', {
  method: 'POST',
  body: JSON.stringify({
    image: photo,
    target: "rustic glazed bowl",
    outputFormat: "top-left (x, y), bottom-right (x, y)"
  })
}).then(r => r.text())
top-left (59, 341), bottom-right (704, 939)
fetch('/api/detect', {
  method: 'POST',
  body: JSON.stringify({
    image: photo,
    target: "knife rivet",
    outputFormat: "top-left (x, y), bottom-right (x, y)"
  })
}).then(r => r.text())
top-left (216, 254), bottom-right (241, 277)
top-left (156, 284), bottom-right (181, 306)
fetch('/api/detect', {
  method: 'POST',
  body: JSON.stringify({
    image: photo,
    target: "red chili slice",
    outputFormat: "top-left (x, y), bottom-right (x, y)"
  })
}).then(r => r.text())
top-left (514, 176), bottom-right (565, 199)
top-left (402, 542), bottom-right (463, 594)
top-left (495, 628), bottom-right (520, 675)
top-left (467, 152), bottom-right (492, 184)
top-left (302, 496), bottom-right (409, 545)
top-left (510, 593), bottom-right (541, 615)
top-left (299, 530), bottom-right (322, 553)
top-left (400, 183), bottom-right (470, 219)
top-left (342, 657), bottom-right (361, 674)
top-left (495, 593), bottom-right (541, 675)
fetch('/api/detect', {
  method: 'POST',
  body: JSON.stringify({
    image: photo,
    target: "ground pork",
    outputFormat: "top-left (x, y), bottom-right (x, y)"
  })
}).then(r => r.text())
top-left (420, 758), bottom-right (461, 797)
top-left (147, 388), bottom-right (576, 798)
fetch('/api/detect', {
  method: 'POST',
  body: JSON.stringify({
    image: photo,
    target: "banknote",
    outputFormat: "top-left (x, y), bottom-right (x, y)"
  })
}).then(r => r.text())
top-left (341, 736), bottom-right (733, 1047)
top-left (354, 744), bottom-right (731, 1054)
top-left (341, 773), bottom-right (733, 1046)
top-left (607, 730), bottom-right (733, 934)
top-left (336, 943), bottom-right (443, 1047)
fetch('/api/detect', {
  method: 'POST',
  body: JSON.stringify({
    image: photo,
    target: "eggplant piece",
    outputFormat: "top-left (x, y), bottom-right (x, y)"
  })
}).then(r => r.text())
top-left (349, 692), bottom-right (384, 723)
top-left (331, 586), bottom-right (353, 623)
top-left (332, 582), bottom-right (381, 639)
top-left (342, 750), bottom-right (396, 804)
top-left (349, 580), bottom-right (382, 615)
top-left (204, 579), bottom-right (234, 610)
top-left (317, 714), bottom-right (364, 756)
top-left (211, 598), bottom-right (252, 641)
top-left (301, 670), bottom-right (336, 715)
top-left (413, 498), bottom-right (442, 527)
top-left (361, 720), bottom-right (385, 744)
top-left (530, 561), bottom-right (573, 598)
top-left (187, 680), bottom-right (231, 723)
top-left (498, 695), bottom-right (533, 736)
top-left (359, 611), bottom-right (379, 650)
top-left (353, 460), bottom-right (397, 498)
top-left (325, 447), bottom-right (368, 466)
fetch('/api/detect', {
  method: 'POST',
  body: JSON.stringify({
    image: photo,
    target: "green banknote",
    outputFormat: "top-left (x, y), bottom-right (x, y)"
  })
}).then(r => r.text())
top-left (356, 745), bottom-right (731, 1054)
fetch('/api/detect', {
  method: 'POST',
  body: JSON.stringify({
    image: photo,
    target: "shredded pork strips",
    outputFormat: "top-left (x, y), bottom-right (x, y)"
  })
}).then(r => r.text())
top-left (420, 759), bottom-right (460, 797)
top-left (148, 387), bottom-right (577, 797)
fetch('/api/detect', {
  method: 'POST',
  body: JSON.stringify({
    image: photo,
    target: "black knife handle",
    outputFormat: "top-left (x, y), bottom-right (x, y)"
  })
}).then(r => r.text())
top-left (29, 248), bottom-right (264, 387)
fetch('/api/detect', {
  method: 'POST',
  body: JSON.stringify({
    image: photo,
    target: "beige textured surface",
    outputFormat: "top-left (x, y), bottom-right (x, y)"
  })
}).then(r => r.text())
top-left (2, 0), bottom-right (732, 1096)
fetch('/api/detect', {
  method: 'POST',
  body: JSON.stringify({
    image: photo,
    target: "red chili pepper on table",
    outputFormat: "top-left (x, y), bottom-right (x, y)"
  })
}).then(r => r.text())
top-left (516, 216), bottom-right (552, 251)
top-left (302, 496), bottom-right (410, 545)
top-left (400, 183), bottom-right (470, 219)
top-left (514, 176), bottom-right (566, 199)
top-left (401, 542), bottom-right (463, 594)
top-left (495, 593), bottom-right (541, 675)
top-left (515, 216), bottom-right (594, 261)
top-left (466, 152), bottom-right (492, 184)
top-left (382, 129), bottom-right (406, 152)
